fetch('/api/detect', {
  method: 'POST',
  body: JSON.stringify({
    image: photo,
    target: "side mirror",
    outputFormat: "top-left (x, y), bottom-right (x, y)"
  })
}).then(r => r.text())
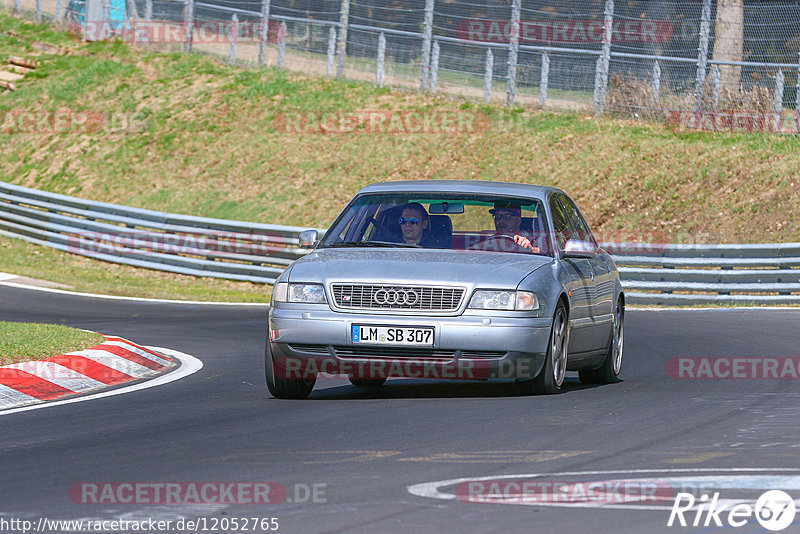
top-left (563, 239), bottom-right (597, 258)
top-left (298, 229), bottom-right (320, 249)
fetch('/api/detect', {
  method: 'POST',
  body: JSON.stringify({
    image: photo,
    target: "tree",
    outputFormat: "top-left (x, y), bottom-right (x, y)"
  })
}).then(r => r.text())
top-left (713, 0), bottom-right (744, 89)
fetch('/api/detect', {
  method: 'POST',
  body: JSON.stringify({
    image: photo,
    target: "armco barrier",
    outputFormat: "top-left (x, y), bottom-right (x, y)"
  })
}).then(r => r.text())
top-left (1, 182), bottom-right (799, 305)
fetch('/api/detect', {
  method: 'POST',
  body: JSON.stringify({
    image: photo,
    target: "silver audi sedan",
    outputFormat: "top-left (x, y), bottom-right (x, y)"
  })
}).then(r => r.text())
top-left (266, 180), bottom-right (624, 399)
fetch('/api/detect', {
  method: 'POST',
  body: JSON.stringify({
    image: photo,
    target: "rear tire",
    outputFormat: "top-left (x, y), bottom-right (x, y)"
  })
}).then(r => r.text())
top-left (265, 342), bottom-right (316, 399)
top-left (517, 303), bottom-right (568, 395)
top-left (579, 297), bottom-right (624, 385)
top-left (348, 377), bottom-right (387, 387)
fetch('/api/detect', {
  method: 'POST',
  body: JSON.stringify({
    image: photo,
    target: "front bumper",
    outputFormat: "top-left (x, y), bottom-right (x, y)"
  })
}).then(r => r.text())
top-left (268, 305), bottom-right (552, 381)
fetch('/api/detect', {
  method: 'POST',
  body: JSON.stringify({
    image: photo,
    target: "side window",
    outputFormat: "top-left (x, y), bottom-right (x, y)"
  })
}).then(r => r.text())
top-left (559, 194), bottom-right (595, 245)
top-left (549, 195), bottom-right (571, 250)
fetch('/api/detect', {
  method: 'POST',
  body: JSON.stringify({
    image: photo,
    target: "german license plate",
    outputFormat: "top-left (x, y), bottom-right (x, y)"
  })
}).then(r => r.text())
top-left (351, 325), bottom-right (434, 347)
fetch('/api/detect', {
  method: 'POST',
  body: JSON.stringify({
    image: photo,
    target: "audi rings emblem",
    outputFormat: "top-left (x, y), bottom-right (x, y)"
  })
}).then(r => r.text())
top-left (374, 288), bottom-right (419, 306)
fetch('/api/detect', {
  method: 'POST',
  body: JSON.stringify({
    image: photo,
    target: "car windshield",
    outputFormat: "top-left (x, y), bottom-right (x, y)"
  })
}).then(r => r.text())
top-left (319, 193), bottom-right (553, 257)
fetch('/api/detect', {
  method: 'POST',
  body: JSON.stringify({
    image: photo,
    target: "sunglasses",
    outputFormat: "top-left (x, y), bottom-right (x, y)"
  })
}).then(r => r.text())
top-left (398, 217), bottom-right (421, 226)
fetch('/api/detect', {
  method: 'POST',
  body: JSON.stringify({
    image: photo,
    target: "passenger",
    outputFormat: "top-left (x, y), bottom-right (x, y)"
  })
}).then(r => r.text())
top-left (489, 202), bottom-right (540, 252)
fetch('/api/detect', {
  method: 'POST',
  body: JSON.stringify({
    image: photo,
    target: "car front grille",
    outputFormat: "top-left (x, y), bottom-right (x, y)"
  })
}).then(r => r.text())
top-left (332, 346), bottom-right (456, 360)
top-left (331, 284), bottom-right (465, 311)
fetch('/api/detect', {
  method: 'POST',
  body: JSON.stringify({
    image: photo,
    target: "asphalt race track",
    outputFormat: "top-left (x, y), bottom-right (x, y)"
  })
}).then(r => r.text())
top-left (1, 284), bottom-right (800, 534)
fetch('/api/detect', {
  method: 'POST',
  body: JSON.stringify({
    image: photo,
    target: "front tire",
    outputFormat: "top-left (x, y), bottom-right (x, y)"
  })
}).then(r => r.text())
top-left (518, 303), bottom-right (568, 395)
top-left (579, 297), bottom-right (624, 384)
top-left (265, 342), bottom-right (316, 399)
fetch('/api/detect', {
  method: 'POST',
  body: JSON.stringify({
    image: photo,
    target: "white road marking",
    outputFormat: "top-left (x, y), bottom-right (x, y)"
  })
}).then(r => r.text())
top-left (2, 361), bottom-right (106, 392)
top-left (0, 347), bottom-right (203, 416)
top-left (0, 277), bottom-right (268, 306)
top-left (99, 340), bottom-right (172, 367)
top-left (77, 350), bottom-right (154, 377)
top-left (0, 383), bottom-right (38, 409)
top-left (407, 468), bottom-right (800, 511)
top-left (0, 273), bottom-right (19, 281)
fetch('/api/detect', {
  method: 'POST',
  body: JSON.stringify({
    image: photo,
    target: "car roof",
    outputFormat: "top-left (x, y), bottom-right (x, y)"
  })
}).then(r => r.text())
top-left (356, 180), bottom-right (564, 199)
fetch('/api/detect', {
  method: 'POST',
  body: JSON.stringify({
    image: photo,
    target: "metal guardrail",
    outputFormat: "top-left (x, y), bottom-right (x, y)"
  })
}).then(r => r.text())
top-left (1, 182), bottom-right (799, 305)
top-left (0, 181), bottom-right (321, 284)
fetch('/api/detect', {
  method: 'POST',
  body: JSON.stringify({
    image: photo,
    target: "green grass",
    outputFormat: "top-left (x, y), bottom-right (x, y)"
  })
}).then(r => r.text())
top-left (1, 12), bottom-right (800, 302)
top-left (0, 321), bottom-right (105, 365)
top-left (0, 235), bottom-right (271, 303)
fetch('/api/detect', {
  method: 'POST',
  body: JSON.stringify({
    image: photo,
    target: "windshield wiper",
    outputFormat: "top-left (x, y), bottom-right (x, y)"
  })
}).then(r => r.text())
top-left (328, 240), bottom-right (419, 248)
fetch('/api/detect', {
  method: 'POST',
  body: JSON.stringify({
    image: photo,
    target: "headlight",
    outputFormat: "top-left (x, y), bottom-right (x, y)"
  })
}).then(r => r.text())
top-left (468, 290), bottom-right (539, 311)
top-left (272, 283), bottom-right (327, 304)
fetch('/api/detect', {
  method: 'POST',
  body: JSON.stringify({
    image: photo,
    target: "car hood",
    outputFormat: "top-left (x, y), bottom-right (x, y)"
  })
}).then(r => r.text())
top-left (287, 248), bottom-right (553, 288)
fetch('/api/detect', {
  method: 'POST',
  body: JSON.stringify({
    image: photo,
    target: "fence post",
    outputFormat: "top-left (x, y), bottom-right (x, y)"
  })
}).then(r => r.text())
top-left (539, 51), bottom-right (549, 107)
top-left (326, 27), bottom-right (336, 76)
top-left (593, 0), bottom-right (614, 115)
top-left (430, 40), bottom-right (439, 92)
top-left (277, 21), bottom-right (286, 67)
top-left (376, 32), bottom-right (386, 87)
top-left (693, 0), bottom-right (712, 125)
top-left (14, 0), bottom-right (21, 16)
top-left (258, 0), bottom-right (271, 65)
top-left (483, 48), bottom-right (493, 103)
top-left (420, 0), bottom-right (434, 90)
top-left (228, 14), bottom-right (238, 65)
top-left (143, 0), bottom-right (152, 45)
top-left (652, 60), bottom-right (661, 104)
top-left (336, 0), bottom-right (350, 78)
top-left (773, 69), bottom-right (785, 132)
top-left (55, 0), bottom-right (63, 23)
top-left (711, 64), bottom-right (720, 110)
top-left (183, 0), bottom-right (194, 54)
top-left (35, 0), bottom-right (41, 23)
top-left (795, 52), bottom-right (800, 134)
top-left (506, 0), bottom-right (521, 107)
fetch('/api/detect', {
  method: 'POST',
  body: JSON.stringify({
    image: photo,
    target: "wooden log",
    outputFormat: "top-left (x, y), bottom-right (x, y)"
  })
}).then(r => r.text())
top-left (9, 65), bottom-right (31, 75)
top-left (0, 71), bottom-right (25, 82)
top-left (31, 42), bottom-right (68, 55)
top-left (0, 80), bottom-right (17, 91)
top-left (8, 56), bottom-right (40, 68)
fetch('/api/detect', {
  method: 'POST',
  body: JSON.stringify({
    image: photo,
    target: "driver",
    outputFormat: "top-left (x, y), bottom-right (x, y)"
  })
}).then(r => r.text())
top-left (489, 202), bottom-right (540, 252)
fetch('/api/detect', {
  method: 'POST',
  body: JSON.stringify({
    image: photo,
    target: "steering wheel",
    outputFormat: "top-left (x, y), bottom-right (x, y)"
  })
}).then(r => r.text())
top-left (468, 234), bottom-right (529, 252)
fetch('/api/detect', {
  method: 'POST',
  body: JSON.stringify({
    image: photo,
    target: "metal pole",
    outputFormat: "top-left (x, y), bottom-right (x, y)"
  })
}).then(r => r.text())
top-left (420, 0), bottom-right (434, 90)
top-left (183, 0), bottom-right (194, 54)
top-left (429, 40), bottom-right (439, 92)
top-left (35, 0), bottom-right (41, 23)
top-left (277, 21), bottom-right (286, 68)
top-left (711, 65), bottom-right (720, 111)
top-left (539, 51), bottom-right (549, 107)
top-left (55, 0), bottom-right (63, 23)
top-left (144, 0), bottom-right (152, 45)
top-left (795, 52), bottom-right (800, 134)
top-left (102, 0), bottom-right (111, 38)
top-left (652, 60), bottom-right (661, 104)
top-left (483, 48), bottom-right (493, 103)
top-left (326, 27), bottom-right (336, 76)
top-left (14, 0), bottom-right (20, 17)
top-left (376, 32), bottom-right (386, 88)
top-left (506, 0), bottom-right (521, 107)
top-left (336, 0), bottom-right (350, 78)
top-left (593, 0), bottom-right (614, 114)
top-left (258, 0), bottom-right (271, 66)
top-left (773, 69), bottom-right (785, 132)
top-left (228, 14), bottom-right (238, 65)
top-left (694, 0), bottom-right (712, 125)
